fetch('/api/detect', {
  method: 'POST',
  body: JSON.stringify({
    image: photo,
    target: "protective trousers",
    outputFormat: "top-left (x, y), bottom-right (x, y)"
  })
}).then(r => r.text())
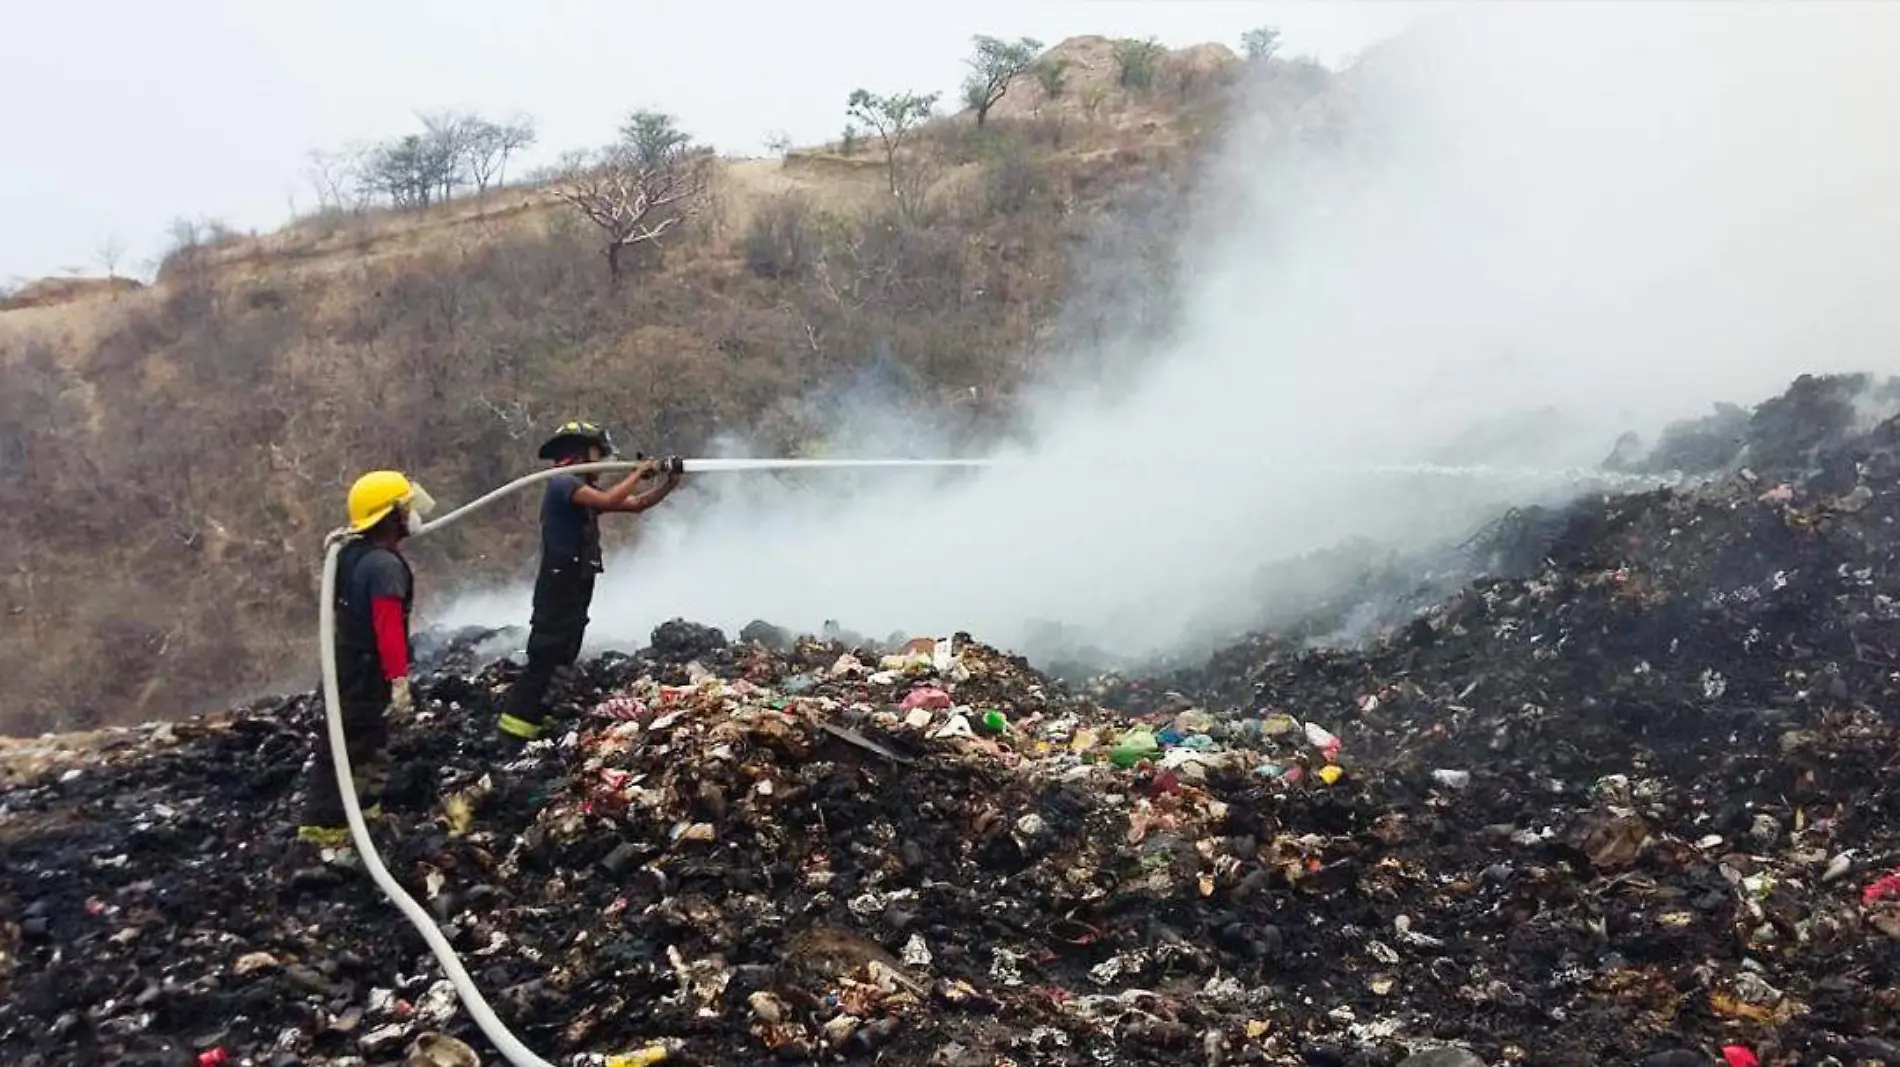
top-left (302, 698), bottom-right (390, 828)
top-left (500, 560), bottom-right (596, 734)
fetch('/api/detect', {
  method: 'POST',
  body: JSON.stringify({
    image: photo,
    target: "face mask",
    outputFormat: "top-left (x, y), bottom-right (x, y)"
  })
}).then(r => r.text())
top-left (404, 485), bottom-right (438, 536)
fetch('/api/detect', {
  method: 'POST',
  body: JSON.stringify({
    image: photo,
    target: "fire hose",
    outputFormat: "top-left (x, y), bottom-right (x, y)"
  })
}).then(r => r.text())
top-left (315, 454), bottom-right (1687, 1065)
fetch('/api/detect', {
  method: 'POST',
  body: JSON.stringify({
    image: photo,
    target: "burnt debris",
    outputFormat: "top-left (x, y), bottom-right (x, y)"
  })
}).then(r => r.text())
top-left (5, 375), bottom-right (1900, 1066)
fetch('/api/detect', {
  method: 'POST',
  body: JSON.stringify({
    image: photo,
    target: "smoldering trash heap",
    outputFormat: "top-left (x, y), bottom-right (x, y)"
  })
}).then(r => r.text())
top-left (6, 374), bottom-right (1900, 1066)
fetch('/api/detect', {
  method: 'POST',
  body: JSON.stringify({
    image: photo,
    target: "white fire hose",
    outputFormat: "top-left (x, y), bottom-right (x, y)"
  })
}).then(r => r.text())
top-left (320, 532), bottom-right (557, 1066)
top-left (314, 453), bottom-right (1685, 1065)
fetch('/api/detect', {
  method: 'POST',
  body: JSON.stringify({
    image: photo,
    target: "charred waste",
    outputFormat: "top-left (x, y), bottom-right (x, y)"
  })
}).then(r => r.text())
top-left (4, 374), bottom-right (1900, 1066)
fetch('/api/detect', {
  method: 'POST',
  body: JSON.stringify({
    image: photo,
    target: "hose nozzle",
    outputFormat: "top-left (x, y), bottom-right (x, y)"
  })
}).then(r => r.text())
top-left (631, 452), bottom-right (684, 475)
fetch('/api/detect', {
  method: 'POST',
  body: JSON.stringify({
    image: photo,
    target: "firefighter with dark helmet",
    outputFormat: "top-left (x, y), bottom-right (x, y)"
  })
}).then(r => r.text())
top-left (497, 421), bottom-right (683, 741)
top-left (299, 470), bottom-right (437, 847)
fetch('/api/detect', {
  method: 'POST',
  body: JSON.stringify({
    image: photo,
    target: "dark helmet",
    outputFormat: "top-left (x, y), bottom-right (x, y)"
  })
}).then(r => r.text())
top-left (537, 420), bottom-right (618, 462)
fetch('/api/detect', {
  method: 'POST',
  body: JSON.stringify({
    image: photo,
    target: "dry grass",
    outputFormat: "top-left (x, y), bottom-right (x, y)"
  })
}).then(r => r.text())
top-left (0, 36), bottom-right (1331, 736)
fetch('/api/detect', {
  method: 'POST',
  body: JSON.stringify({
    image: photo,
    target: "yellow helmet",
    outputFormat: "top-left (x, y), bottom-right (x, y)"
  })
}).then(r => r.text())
top-left (346, 470), bottom-right (436, 533)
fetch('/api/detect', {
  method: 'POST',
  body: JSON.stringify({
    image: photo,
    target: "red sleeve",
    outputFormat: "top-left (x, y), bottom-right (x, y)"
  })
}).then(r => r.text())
top-left (370, 596), bottom-right (410, 680)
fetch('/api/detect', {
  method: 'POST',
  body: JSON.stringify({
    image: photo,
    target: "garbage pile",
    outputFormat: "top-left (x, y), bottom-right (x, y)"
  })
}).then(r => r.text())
top-left (6, 374), bottom-right (1900, 1067)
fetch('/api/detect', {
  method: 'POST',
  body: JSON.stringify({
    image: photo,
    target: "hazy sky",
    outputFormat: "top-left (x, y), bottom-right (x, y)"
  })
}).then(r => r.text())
top-left (0, 0), bottom-right (1431, 284)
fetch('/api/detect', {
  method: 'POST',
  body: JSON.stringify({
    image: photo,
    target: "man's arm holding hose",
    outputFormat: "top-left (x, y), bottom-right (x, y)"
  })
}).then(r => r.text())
top-left (609, 461), bottom-right (683, 513)
top-left (570, 460), bottom-right (660, 511)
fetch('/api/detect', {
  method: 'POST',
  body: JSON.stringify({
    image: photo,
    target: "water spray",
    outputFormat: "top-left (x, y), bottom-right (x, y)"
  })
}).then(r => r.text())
top-left (320, 452), bottom-right (1690, 1066)
top-left (675, 456), bottom-right (1688, 487)
top-left (678, 457), bottom-right (993, 473)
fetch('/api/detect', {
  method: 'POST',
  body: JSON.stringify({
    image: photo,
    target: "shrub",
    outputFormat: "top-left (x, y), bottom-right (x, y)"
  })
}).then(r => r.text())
top-left (744, 194), bottom-right (818, 280)
top-left (1034, 58), bottom-right (1070, 101)
top-left (985, 153), bottom-right (1044, 216)
top-left (1113, 37), bottom-right (1165, 91)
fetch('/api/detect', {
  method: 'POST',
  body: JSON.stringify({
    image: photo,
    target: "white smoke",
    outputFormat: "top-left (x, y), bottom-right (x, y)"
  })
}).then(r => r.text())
top-left (439, 3), bottom-right (1900, 662)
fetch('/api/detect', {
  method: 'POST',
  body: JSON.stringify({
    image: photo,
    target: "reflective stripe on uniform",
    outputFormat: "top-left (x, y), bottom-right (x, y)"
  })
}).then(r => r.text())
top-left (297, 825), bottom-right (351, 848)
top-left (296, 804), bottom-right (382, 847)
top-left (497, 713), bottom-right (544, 740)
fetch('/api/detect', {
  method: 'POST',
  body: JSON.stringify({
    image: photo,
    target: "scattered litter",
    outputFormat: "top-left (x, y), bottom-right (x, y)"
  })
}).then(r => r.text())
top-left (8, 377), bottom-right (1900, 1063)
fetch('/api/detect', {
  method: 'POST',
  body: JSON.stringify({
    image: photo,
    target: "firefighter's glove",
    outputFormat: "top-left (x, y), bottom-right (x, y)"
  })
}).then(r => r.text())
top-left (388, 677), bottom-right (416, 723)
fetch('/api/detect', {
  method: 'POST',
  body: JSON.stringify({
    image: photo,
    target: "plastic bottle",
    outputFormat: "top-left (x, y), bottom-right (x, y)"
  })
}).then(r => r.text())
top-left (1304, 721), bottom-right (1340, 753)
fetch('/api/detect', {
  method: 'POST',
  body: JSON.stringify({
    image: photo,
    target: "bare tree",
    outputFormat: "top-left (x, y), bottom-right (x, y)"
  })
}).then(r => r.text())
top-left (314, 110), bottom-right (532, 210)
top-left (164, 217), bottom-right (206, 255)
top-left (156, 215), bottom-right (230, 299)
top-left (460, 118), bottom-right (507, 194)
top-left (892, 156), bottom-right (944, 226)
top-left (845, 88), bottom-right (940, 215)
top-left (960, 36), bottom-right (1043, 127)
top-left (419, 111), bottom-right (474, 202)
top-left (356, 112), bottom-right (480, 208)
top-left (550, 113), bottom-right (712, 281)
top-left (305, 147), bottom-right (366, 211)
top-left (463, 114), bottom-right (538, 193)
top-left (96, 234), bottom-right (125, 279)
top-left (493, 115), bottom-right (537, 187)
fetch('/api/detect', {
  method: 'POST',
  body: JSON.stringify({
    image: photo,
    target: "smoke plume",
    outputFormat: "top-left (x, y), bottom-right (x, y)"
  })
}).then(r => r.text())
top-left (442, 3), bottom-right (1900, 664)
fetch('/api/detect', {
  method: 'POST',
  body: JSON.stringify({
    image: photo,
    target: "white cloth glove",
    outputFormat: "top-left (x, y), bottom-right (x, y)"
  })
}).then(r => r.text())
top-left (388, 676), bottom-right (415, 722)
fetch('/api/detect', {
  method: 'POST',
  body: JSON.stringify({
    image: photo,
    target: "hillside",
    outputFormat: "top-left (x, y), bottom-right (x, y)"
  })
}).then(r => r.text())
top-left (0, 37), bottom-right (1342, 734)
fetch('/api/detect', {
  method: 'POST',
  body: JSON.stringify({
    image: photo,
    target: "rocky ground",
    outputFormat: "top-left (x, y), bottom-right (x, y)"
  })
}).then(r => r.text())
top-left (5, 375), bottom-right (1900, 1067)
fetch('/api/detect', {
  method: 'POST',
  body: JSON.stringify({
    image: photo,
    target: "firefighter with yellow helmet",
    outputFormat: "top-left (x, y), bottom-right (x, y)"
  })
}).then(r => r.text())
top-left (298, 469), bottom-right (437, 847)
